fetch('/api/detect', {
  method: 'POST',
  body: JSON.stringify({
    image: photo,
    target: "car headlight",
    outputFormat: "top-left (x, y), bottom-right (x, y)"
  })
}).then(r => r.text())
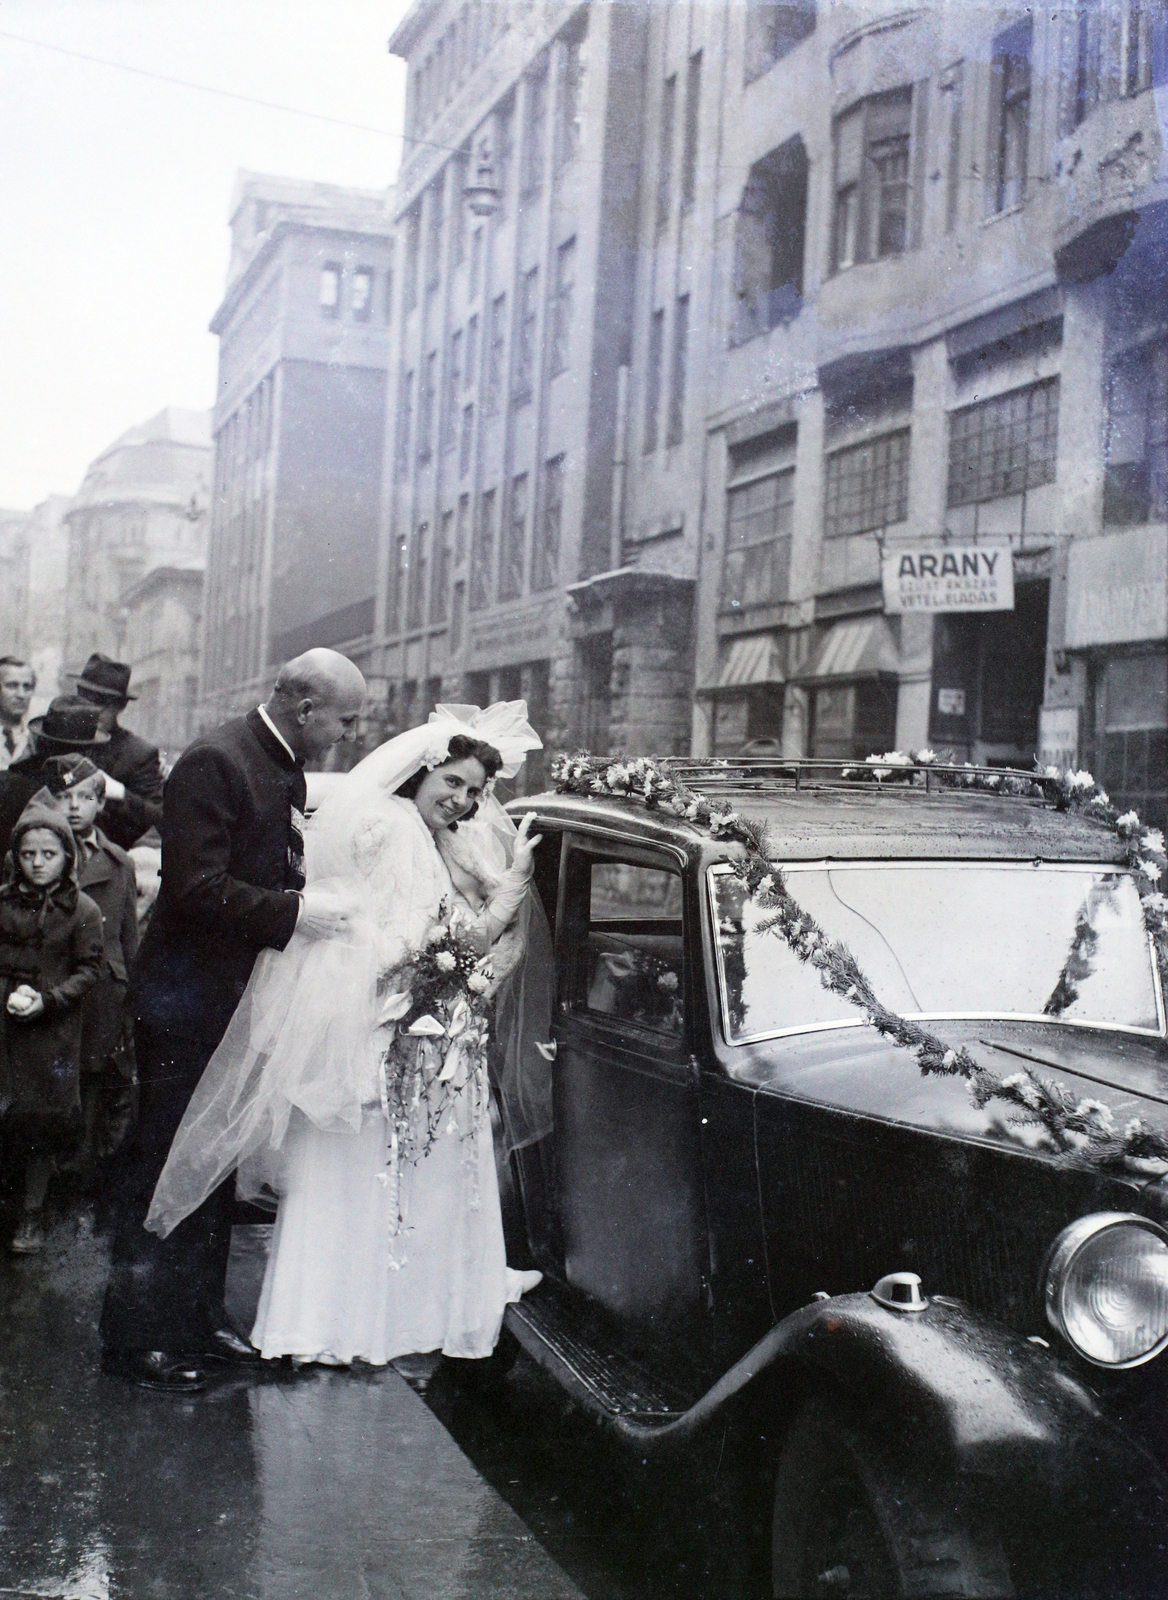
top-left (1045, 1213), bottom-right (1168, 1368)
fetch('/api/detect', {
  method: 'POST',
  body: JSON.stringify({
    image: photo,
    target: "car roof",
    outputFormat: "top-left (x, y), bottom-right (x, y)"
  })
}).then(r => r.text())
top-left (510, 782), bottom-right (1127, 865)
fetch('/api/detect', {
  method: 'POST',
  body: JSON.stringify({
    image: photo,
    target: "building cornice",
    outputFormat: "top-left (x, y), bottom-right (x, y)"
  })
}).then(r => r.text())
top-left (210, 216), bottom-right (394, 336)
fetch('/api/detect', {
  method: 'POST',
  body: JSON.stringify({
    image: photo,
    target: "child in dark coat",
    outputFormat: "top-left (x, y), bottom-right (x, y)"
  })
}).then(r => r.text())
top-left (46, 756), bottom-right (140, 1182)
top-left (0, 800), bottom-right (104, 1252)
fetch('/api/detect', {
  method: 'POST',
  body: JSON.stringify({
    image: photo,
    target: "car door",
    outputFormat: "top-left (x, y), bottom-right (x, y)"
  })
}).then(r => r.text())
top-left (550, 831), bottom-right (711, 1377)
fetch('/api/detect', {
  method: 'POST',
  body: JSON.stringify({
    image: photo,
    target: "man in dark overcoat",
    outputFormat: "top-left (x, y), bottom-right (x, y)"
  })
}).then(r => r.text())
top-left (68, 654), bottom-right (165, 850)
top-left (100, 648), bottom-right (365, 1392)
top-left (0, 698), bottom-right (112, 858)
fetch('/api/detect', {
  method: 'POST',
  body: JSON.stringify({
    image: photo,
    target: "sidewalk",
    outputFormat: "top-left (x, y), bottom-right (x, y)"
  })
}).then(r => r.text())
top-left (0, 1210), bottom-right (585, 1600)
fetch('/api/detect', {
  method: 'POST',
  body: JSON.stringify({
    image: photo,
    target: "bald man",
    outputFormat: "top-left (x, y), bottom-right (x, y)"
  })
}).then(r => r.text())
top-left (101, 650), bottom-right (366, 1391)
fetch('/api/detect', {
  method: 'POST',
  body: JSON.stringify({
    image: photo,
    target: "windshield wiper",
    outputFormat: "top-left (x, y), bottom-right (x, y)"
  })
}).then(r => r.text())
top-left (978, 1037), bottom-right (1168, 1109)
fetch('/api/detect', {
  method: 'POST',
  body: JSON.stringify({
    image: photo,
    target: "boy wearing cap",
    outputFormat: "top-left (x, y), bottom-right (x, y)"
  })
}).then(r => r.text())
top-left (48, 757), bottom-right (139, 1183)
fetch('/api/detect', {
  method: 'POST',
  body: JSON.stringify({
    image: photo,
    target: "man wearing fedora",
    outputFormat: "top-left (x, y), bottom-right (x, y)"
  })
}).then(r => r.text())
top-left (69, 654), bottom-right (164, 851)
top-left (0, 697), bottom-right (112, 859)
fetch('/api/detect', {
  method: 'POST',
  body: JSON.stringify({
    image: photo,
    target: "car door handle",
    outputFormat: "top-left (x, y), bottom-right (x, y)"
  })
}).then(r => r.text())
top-left (534, 1040), bottom-right (557, 1061)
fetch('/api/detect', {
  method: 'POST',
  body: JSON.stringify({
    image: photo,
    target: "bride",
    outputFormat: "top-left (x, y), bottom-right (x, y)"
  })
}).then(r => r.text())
top-left (146, 702), bottom-right (553, 1367)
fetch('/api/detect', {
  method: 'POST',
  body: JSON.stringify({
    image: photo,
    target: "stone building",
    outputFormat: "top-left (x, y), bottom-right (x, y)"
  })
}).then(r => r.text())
top-left (672, 1), bottom-right (1166, 829)
top-left (197, 172), bottom-right (395, 739)
top-left (62, 408), bottom-right (212, 681)
top-left (0, 496), bottom-right (72, 715)
top-left (117, 562), bottom-right (205, 760)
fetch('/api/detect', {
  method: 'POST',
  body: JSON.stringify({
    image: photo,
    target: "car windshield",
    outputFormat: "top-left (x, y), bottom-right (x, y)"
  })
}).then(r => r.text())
top-left (710, 863), bottom-right (1163, 1043)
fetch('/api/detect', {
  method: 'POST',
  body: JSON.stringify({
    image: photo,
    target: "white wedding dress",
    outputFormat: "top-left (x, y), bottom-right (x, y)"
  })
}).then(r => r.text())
top-left (146, 703), bottom-right (554, 1368)
top-left (251, 797), bottom-right (529, 1365)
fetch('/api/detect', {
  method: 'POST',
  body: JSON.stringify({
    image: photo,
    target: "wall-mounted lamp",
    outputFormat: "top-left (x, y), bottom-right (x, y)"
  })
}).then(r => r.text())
top-left (464, 135), bottom-right (500, 218)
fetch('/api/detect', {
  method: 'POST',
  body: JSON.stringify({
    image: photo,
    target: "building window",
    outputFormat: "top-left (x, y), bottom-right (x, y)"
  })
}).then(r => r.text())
top-left (391, 535), bottom-right (409, 632)
top-left (1092, 650), bottom-right (1168, 832)
top-left (681, 51), bottom-right (702, 207)
top-left (432, 510), bottom-right (453, 624)
top-left (320, 264), bottom-right (341, 318)
top-left (556, 32), bottom-right (584, 171)
top-left (460, 404), bottom-right (475, 478)
top-left (450, 581), bottom-right (466, 653)
top-left (532, 454), bottom-right (564, 592)
top-left (732, 136), bottom-right (808, 343)
top-left (524, 63), bottom-right (549, 195)
top-left (644, 309), bottom-right (665, 454)
top-left (403, 206), bottom-right (421, 312)
top-left (989, 20), bottom-right (1031, 214)
top-left (1068, 3), bottom-right (1168, 132)
top-left (500, 473), bottom-right (528, 601)
top-left (349, 268), bottom-right (373, 321)
top-left (407, 522), bottom-right (428, 629)
top-left (470, 489), bottom-right (496, 611)
top-left (486, 293), bottom-right (506, 415)
top-left (417, 352), bottom-right (438, 463)
top-left (832, 89), bottom-right (913, 271)
top-left (667, 295), bottom-right (689, 447)
top-left (942, 61), bottom-right (965, 234)
top-left (426, 175), bottom-right (444, 290)
top-left (721, 468), bottom-right (795, 610)
top-left (384, 252), bottom-right (394, 322)
top-left (1104, 341), bottom-right (1168, 524)
top-left (455, 492), bottom-right (470, 565)
top-left (469, 227), bottom-right (483, 299)
top-left (551, 238), bottom-right (575, 376)
top-left (444, 330), bottom-right (462, 454)
top-left (825, 430), bottom-right (911, 539)
top-left (947, 380), bottom-right (1059, 507)
top-left (744, 0), bottom-right (815, 83)
top-left (495, 98), bottom-right (514, 219)
top-left (396, 370), bottom-right (414, 482)
top-left (514, 267), bottom-right (538, 401)
top-left (466, 312), bottom-right (478, 388)
top-left (656, 74), bottom-right (676, 233)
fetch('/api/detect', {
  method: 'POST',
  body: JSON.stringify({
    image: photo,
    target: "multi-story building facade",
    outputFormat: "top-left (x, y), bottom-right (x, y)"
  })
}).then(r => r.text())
top-left (0, 496), bottom-right (70, 714)
top-left (197, 172), bottom-right (395, 739)
top-left (672, 1), bottom-right (1166, 829)
top-left (62, 408), bottom-right (212, 678)
top-left (118, 562), bottom-right (204, 760)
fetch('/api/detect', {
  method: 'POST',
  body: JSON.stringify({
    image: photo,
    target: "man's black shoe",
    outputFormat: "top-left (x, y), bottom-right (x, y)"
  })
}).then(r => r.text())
top-left (197, 1326), bottom-right (262, 1365)
top-left (101, 1349), bottom-right (208, 1392)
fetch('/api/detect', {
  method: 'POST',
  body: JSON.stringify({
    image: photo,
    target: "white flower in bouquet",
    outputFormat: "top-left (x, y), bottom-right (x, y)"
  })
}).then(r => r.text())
top-left (435, 950), bottom-right (457, 972)
top-left (467, 972), bottom-right (491, 995)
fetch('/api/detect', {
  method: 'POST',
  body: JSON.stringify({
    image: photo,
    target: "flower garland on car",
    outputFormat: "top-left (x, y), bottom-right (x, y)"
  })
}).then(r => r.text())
top-left (550, 751), bottom-right (1168, 1170)
top-left (377, 902), bottom-right (494, 1243)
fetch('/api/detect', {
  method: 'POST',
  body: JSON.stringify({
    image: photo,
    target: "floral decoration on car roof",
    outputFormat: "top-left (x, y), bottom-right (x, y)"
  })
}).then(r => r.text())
top-left (550, 750), bottom-right (1168, 1172)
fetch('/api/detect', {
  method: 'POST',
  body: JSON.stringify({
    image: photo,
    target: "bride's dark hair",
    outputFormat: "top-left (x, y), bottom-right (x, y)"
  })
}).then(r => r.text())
top-left (395, 733), bottom-right (503, 824)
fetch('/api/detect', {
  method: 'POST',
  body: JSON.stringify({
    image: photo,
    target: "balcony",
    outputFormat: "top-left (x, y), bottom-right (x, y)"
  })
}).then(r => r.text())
top-left (1053, 88), bottom-right (1168, 281)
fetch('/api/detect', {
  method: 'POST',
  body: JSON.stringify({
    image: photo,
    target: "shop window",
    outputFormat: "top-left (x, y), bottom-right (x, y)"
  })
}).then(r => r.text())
top-left (721, 469), bottom-right (794, 611)
top-left (929, 586), bottom-right (1049, 757)
top-left (350, 268), bottom-right (373, 321)
top-left (532, 454), bottom-right (564, 592)
top-left (1105, 342), bottom-right (1168, 524)
top-left (1093, 650), bottom-right (1168, 830)
top-left (745, 0), bottom-right (815, 83)
top-left (551, 238), bottom-right (575, 376)
top-left (499, 473), bottom-right (527, 601)
top-left (810, 680), bottom-right (897, 760)
top-left (469, 489), bottom-right (496, 612)
top-left (656, 74), bottom-right (676, 233)
top-left (988, 20), bottom-right (1031, 214)
top-left (319, 264), bottom-right (341, 318)
top-left (732, 136), bottom-right (808, 344)
top-left (832, 90), bottom-right (912, 271)
top-left (948, 379), bottom-right (1058, 507)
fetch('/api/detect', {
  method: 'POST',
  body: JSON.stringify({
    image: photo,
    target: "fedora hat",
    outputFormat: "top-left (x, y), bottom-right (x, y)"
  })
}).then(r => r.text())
top-left (69, 652), bottom-right (137, 703)
top-left (27, 697), bottom-right (111, 750)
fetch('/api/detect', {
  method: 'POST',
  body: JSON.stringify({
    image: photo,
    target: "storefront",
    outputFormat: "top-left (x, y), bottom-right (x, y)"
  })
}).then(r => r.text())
top-left (707, 631), bottom-right (786, 755)
top-left (792, 615), bottom-right (900, 761)
top-left (928, 582), bottom-right (1050, 766)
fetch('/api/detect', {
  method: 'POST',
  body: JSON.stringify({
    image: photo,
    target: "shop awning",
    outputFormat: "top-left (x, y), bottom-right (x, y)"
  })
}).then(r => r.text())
top-left (717, 633), bottom-right (786, 688)
top-left (795, 616), bottom-right (900, 683)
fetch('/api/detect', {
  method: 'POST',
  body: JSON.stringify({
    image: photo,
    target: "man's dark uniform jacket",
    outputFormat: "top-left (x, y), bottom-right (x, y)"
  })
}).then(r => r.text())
top-left (101, 710), bottom-right (306, 1353)
top-left (96, 724), bottom-right (165, 851)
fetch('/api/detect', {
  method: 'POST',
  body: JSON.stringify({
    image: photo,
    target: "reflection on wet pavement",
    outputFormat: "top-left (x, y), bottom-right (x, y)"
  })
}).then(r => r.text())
top-left (0, 1207), bottom-right (582, 1600)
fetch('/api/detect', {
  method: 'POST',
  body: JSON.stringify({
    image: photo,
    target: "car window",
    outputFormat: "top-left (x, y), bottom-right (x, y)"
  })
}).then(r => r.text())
top-left (572, 856), bottom-right (684, 1036)
top-left (711, 862), bottom-right (1163, 1043)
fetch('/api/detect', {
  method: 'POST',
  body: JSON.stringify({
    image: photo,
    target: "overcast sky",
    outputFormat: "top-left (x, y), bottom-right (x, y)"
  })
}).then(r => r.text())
top-left (0, 0), bottom-right (413, 509)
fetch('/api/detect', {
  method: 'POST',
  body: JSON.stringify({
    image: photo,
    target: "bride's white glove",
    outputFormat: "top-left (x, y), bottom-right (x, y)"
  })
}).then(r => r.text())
top-left (475, 813), bottom-right (542, 942)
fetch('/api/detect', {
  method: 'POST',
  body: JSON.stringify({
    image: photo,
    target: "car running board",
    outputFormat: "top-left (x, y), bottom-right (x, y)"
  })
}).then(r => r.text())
top-left (505, 1281), bottom-right (688, 1427)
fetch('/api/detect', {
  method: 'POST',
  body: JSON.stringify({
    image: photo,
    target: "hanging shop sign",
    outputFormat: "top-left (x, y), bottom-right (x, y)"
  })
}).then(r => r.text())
top-left (882, 542), bottom-right (1015, 614)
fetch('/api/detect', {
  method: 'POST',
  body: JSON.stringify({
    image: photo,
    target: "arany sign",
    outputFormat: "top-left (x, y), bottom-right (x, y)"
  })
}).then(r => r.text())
top-left (882, 542), bottom-right (1015, 613)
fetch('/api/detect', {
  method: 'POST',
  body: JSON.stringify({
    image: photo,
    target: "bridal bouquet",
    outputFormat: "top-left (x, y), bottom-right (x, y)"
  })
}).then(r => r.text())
top-left (377, 902), bottom-right (494, 1235)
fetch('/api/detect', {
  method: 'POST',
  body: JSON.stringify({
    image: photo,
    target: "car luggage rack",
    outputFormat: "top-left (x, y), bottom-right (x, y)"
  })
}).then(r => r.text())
top-left (662, 756), bottom-right (1050, 798)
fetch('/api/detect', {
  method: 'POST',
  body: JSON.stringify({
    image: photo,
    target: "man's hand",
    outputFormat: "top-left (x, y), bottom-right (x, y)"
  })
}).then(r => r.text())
top-left (511, 812), bottom-right (543, 877)
top-left (297, 887), bottom-right (353, 940)
top-left (7, 984), bottom-right (44, 1019)
top-left (95, 773), bottom-right (126, 801)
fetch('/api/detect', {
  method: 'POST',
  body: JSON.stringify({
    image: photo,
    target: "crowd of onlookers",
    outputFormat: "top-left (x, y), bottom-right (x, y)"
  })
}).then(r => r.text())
top-left (0, 653), bottom-right (164, 1252)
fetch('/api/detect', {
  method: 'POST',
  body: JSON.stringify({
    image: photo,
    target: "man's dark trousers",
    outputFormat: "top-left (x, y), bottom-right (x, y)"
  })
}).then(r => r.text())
top-left (100, 1024), bottom-right (234, 1350)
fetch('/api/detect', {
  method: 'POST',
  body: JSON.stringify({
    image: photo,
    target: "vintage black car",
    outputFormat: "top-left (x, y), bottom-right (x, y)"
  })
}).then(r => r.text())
top-left (499, 761), bottom-right (1168, 1599)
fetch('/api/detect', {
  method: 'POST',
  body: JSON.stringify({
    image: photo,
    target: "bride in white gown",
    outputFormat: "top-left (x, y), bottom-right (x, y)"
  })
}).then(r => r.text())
top-left (146, 703), bottom-right (553, 1367)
